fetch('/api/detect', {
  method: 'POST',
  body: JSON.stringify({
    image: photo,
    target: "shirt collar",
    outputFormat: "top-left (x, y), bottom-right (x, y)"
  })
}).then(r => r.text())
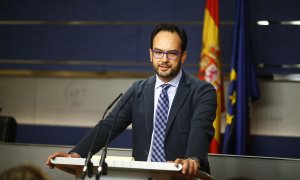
top-left (155, 69), bottom-right (182, 89)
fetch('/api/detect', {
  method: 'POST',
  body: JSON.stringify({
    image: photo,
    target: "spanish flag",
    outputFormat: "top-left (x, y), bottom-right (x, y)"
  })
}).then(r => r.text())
top-left (198, 0), bottom-right (225, 153)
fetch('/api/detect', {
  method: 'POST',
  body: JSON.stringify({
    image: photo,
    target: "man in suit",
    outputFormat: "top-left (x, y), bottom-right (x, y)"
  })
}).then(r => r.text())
top-left (46, 23), bottom-right (217, 176)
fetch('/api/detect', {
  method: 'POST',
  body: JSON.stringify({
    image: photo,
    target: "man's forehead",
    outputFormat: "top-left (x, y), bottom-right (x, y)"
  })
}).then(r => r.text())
top-left (153, 31), bottom-right (181, 49)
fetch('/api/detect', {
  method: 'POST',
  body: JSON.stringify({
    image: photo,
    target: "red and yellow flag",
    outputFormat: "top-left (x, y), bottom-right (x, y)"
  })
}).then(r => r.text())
top-left (198, 0), bottom-right (225, 153)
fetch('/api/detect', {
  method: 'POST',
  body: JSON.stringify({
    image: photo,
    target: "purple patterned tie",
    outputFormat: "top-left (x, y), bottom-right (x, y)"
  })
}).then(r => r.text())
top-left (151, 84), bottom-right (171, 162)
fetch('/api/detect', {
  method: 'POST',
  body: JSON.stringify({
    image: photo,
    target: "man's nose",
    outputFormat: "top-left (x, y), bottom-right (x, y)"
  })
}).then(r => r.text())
top-left (161, 53), bottom-right (169, 61)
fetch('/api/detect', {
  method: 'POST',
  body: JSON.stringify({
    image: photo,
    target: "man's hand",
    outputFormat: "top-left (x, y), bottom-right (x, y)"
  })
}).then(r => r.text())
top-left (174, 158), bottom-right (200, 177)
top-left (45, 152), bottom-right (80, 169)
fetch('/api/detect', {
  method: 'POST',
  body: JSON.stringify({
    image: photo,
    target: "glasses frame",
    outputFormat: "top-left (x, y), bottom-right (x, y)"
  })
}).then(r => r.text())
top-left (151, 49), bottom-right (182, 60)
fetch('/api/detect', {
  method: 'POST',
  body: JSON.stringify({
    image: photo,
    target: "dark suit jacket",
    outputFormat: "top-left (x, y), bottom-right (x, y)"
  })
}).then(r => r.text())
top-left (71, 69), bottom-right (217, 173)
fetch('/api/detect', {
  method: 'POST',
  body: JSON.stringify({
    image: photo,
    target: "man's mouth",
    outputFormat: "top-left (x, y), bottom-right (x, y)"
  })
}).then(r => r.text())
top-left (159, 64), bottom-right (170, 71)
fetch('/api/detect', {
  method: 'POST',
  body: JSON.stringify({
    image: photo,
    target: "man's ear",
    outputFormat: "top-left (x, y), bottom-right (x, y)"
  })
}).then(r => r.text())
top-left (180, 51), bottom-right (187, 64)
top-left (149, 49), bottom-right (153, 63)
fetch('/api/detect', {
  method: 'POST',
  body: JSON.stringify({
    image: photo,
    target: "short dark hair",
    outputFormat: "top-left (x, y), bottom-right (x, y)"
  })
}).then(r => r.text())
top-left (0, 164), bottom-right (49, 180)
top-left (150, 23), bottom-right (188, 52)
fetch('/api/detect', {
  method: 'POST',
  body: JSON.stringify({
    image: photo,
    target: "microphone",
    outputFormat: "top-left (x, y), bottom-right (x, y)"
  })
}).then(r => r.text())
top-left (81, 93), bottom-right (123, 180)
top-left (96, 90), bottom-right (134, 179)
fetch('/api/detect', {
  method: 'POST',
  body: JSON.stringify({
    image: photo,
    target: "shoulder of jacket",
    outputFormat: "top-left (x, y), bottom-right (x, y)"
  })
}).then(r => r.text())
top-left (132, 75), bottom-right (155, 88)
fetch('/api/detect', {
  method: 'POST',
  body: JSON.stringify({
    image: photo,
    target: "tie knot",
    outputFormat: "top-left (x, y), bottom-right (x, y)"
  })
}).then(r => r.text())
top-left (161, 84), bottom-right (171, 93)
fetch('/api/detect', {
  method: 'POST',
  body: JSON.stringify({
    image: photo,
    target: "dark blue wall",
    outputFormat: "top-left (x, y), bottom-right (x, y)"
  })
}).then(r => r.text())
top-left (1, 0), bottom-right (299, 74)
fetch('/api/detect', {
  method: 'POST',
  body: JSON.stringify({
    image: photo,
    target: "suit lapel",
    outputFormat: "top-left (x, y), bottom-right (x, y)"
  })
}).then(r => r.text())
top-left (165, 72), bottom-right (190, 136)
top-left (143, 76), bottom-right (156, 138)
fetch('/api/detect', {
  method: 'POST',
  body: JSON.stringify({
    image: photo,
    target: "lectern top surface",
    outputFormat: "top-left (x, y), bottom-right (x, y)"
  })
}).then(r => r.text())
top-left (51, 156), bottom-right (182, 172)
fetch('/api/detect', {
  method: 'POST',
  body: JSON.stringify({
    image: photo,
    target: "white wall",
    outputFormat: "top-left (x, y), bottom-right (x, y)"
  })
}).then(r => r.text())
top-left (0, 76), bottom-right (300, 137)
top-left (250, 81), bottom-right (300, 137)
top-left (0, 76), bottom-right (139, 127)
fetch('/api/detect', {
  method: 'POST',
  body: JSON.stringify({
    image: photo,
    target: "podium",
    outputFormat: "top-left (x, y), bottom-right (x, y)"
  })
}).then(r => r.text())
top-left (51, 156), bottom-right (214, 180)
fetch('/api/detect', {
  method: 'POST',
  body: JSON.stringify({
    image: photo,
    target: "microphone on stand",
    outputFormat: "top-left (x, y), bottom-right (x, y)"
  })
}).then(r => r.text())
top-left (96, 90), bottom-right (134, 179)
top-left (81, 93), bottom-right (123, 180)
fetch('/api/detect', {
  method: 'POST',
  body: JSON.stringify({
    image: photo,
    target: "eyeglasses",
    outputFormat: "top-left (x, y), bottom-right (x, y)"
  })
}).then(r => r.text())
top-left (151, 49), bottom-right (181, 60)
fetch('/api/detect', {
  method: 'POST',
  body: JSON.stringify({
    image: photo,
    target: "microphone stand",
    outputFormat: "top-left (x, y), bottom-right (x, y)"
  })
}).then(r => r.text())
top-left (95, 123), bottom-right (112, 179)
top-left (96, 90), bottom-right (134, 179)
top-left (81, 93), bottom-right (123, 180)
top-left (81, 151), bottom-right (93, 179)
top-left (96, 147), bottom-right (108, 179)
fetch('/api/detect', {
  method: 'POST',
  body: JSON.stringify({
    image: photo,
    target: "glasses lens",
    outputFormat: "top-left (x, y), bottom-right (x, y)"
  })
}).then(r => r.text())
top-left (166, 51), bottom-right (179, 60)
top-left (153, 50), bottom-right (164, 59)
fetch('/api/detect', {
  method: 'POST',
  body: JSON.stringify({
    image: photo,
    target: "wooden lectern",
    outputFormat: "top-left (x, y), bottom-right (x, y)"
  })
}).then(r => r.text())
top-left (51, 156), bottom-right (214, 180)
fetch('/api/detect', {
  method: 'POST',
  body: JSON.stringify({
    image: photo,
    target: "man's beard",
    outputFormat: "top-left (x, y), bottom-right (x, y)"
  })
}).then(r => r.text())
top-left (153, 60), bottom-right (181, 79)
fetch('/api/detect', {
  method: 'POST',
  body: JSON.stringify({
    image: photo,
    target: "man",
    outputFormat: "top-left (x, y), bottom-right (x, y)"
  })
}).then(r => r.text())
top-left (46, 23), bottom-right (216, 176)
